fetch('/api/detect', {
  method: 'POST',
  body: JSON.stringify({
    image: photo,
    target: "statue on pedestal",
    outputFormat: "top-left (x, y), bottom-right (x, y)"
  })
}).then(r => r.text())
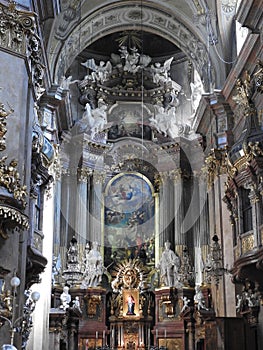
top-left (157, 241), bottom-right (181, 287)
top-left (81, 241), bottom-right (104, 288)
top-left (60, 286), bottom-right (71, 310)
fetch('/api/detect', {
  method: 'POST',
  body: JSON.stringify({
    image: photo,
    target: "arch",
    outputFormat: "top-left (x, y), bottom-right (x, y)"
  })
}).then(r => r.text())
top-left (47, 1), bottom-right (220, 89)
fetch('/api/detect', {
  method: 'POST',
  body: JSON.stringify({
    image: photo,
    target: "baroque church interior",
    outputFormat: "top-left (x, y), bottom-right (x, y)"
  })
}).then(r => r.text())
top-left (0, 0), bottom-right (263, 349)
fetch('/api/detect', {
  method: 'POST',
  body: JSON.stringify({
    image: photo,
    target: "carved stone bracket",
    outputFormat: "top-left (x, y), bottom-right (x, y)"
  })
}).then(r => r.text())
top-left (0, 204), bottom-right (29, 239)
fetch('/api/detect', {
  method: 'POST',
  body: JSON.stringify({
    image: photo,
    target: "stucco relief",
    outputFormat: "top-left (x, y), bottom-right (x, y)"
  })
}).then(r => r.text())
top-left (221, 0), bottom-right (238, 14)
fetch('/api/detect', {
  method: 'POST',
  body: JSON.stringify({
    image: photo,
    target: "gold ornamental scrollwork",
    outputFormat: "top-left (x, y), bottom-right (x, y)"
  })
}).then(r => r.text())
top-left (84, 294), bottom-right (101, 318)
top-left (204, 148), bottom-right (227, 187)
top-left (0, 157), bottom-right (27, 208)
top-left (0, 99), bottom-right (29, 238)
top-left (241, 234), bottom-right (254, 254)
top-left (254, 60), bottom-right (263, 94)
top-left (93, 171), bottom-right (106, 185)
top-left (0, 2), bottom-right (35, 55)
top-left (0, 101), bottom-right (13, 151)
top-left (232, 71), bottom-right (254, 118)
top-left (169, 169), bottom-right (182, 183)
top-left (77, 167), bottom-right (93, 183)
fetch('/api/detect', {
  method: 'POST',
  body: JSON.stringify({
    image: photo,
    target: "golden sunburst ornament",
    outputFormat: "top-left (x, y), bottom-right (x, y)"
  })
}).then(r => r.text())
top-left (111, 259), bottom-right (148, 292)
top-left (116, 31), bottom-right (142, 50)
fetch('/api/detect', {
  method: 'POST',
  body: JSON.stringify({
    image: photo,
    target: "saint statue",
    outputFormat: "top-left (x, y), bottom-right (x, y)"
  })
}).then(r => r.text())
top-left (81, 241), bottom-right (104, 288)
top-left (158, 241), bottom-right (181, 287)
top-left (60, 286), bottom-right (71, 310)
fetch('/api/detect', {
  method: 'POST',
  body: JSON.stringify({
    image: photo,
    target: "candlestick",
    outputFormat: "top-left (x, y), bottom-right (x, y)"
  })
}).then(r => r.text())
top-left (148, 328), bottom-right (150, 348)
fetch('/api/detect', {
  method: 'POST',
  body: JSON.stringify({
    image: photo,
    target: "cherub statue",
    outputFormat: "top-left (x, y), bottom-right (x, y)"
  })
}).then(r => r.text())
top-left (194, 285), bottom-right (208, 311)
top-left (181, 296), bottom-right (190, 313)
top-left (60, 286), bottom-right (71, 310)
top-left (59, 75), bottom-right (79, 90)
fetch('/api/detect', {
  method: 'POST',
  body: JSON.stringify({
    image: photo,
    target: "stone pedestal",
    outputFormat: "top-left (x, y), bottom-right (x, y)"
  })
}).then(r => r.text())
top-left (154, 287), bottom-right (195, 350)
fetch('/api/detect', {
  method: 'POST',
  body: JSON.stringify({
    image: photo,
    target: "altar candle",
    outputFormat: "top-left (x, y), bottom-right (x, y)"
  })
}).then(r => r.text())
top-left (96, 331), bottom-right (98, 339)
top-left (148, 328), bottom-right (150, 346)
top-left (156, 329), bottom-right (158, 338)
top-left (165, 329), bottom-right (167, 338)
top-left (103, 330), bottom-right (105, 339)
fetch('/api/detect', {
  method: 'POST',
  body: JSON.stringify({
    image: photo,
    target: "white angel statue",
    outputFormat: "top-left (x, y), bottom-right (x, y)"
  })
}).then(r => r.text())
top-left (81, 58), bottom-right (112, 83)
top-left (151, 57), bottom-right (173, 85)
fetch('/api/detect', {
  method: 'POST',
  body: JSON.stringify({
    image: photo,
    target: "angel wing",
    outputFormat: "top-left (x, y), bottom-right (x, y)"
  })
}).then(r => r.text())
top-left (163, 57), bottom-right (174, 71)
top-left (105, 61), bottom-right (112, 74)
top-left (139, 54), bottom-right (152, 67)
top-left (111, 53), bottom-right (121, 65)
top-left (81, 58), bottom-right (97, 71)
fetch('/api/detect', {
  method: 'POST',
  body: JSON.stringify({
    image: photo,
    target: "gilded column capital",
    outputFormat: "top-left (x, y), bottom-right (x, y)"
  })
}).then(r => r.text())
top-left (204, 148), bottom-right (227, 187)
top-left (77, 167), bottom-right (93, 183)
top-left (0, 2), bottom-right (36, 55)
top-left (169, 169), bottom-right (182, 183)
top-left (93, 171), bottom-right (106, 185)
top-left (159, 171), bottom-right (170, 183)
top-left (247, 183), bottom-right (261, 205)
top-left (0, 2), bottom-right (46, 101)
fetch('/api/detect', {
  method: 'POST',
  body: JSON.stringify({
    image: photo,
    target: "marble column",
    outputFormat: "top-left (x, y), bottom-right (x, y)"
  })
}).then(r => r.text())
top-left (90, 171), bottom-right (105, 245)
top-left (249, 184), bottom-right (263, 248)
top-left (159, 172), bottom-right (169, 247)
top-left (53, 176), bottom-right (61, 257)
top-left (28, 185), bottom-right (55, 350)
top-left (154, 192), bottom-right (160, 265)
top-left (75, 167), bottom-right (89, 254)
top-left (219, 174), bottom-right (236, 317)
top-left (171, 169), bottom-right (184, 246)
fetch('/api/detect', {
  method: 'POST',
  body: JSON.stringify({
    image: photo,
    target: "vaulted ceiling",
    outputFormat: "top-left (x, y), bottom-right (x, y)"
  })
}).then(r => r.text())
top-left (38, 0), bottom-right (237, 90)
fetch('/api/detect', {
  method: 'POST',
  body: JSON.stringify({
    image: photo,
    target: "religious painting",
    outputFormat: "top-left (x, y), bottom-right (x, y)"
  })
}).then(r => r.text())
top-left (107, 102), bottom-right (152, 140)
top-left (79, 338), bottom-right (102, 350)
top-left (104, 172), bottom-right (155, 256)
top-left (159, 337), bottom-right (183, 350)
top-left (122, 288), bottom-right (140, 317)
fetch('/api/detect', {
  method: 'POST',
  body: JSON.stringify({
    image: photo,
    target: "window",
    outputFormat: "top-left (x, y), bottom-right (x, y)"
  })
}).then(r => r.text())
top-left (241, 187), bottom-right (252, 233)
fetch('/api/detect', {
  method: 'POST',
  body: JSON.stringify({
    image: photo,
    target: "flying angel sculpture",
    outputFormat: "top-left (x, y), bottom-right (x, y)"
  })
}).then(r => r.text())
top-left (81, 58), bottom-right (112, 83)
top-left (151, 57), bottom-right (174, 85)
